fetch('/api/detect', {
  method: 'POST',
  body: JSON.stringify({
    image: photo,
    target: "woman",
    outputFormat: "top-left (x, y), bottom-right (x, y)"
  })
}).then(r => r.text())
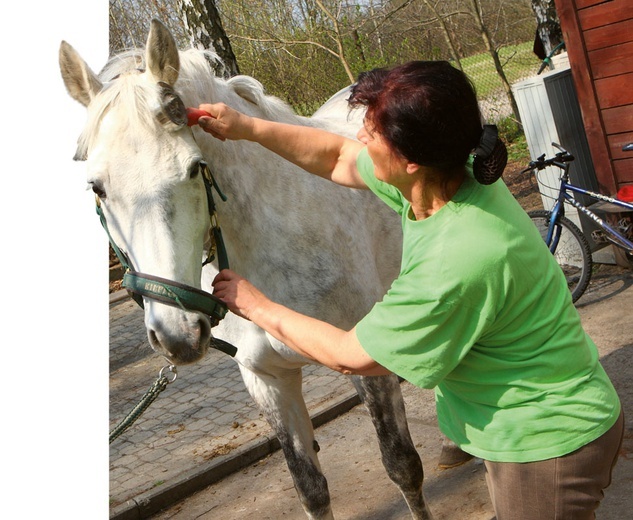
top-left (197, 61), bottom-right (622, 519)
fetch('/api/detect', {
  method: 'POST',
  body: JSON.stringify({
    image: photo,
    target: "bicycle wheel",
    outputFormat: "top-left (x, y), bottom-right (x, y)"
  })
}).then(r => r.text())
top-left (528, 210), bottom-right (592, 303)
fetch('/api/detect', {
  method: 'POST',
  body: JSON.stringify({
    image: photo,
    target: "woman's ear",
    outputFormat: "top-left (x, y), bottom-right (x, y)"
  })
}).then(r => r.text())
top-left (406, 161), bottom-right (422, 175)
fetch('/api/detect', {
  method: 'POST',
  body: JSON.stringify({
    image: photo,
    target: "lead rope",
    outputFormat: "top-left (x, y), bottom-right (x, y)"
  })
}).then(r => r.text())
top-left (109, 365), bottom-right (178, 444)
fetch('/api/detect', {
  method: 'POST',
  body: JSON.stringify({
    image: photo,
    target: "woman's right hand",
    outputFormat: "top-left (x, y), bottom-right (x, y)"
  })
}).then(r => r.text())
top-left (197, 103), bottom-right (254, 142)
top-left (197, 101), bottom-right (366, 189)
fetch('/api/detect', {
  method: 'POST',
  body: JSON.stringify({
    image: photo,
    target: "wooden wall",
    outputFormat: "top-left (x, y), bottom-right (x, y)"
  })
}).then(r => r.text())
top-left (554, 0), bottom-right (633, 194)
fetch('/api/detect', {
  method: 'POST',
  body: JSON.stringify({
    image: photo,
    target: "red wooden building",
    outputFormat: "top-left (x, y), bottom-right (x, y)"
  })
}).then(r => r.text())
top-left (554, 0), bottom-right (633, 195)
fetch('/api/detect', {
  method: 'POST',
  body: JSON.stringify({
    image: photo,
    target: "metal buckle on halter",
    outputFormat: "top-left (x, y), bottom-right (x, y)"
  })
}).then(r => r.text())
top-left (204, 212), bottom-right (223, 267)
top-left (201, 163), bottom-right (229, 270)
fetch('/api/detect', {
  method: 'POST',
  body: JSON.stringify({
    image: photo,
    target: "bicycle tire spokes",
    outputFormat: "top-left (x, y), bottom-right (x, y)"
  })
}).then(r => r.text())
top-left (528, 210), bottom-right (592, 303)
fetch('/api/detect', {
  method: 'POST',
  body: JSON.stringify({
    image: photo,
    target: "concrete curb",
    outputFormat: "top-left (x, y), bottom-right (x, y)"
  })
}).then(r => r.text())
top-left (109, 389), bottom-right (361, 519)
top-left (110, 289), bottom-right (129, 305)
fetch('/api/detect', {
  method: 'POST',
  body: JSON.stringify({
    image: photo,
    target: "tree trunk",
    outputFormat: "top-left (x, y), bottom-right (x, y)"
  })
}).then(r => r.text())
top-left (352, 29), bottom-right (367, 68)
top-left (422, 0), bottom-right (463, 71)
top-left (178, 0), bottom-right (240, 78)
top-left (467, 0), bottom-right (521, 123)
top-left (530, 0), bottom-right (563, 57)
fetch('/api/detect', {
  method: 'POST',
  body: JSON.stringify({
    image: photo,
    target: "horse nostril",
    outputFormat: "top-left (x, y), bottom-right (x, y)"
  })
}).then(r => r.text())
top-left (196, 314), bottom-right (212, 350)
top-left (145, 308), bottom-right (211, 364)
top-left (147, 327), bottom-right (175, 360)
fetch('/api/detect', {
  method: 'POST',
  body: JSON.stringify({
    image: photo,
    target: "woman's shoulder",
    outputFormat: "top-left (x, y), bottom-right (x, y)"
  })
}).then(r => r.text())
top-left (356, 147), bottom-right (407, 215)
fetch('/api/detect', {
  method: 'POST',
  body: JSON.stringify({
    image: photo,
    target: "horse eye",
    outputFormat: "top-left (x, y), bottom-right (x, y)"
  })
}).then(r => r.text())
top-left (91, 182), bottom-right (106, 199)
top-left (189, 161), bottom-right (201, 179)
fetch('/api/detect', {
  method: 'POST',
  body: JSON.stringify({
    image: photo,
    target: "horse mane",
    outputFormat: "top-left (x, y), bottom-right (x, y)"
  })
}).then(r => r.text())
top-left (75, 47), bottom-right (303, 160)
top-left (176, 50), bottom-right (303, 124)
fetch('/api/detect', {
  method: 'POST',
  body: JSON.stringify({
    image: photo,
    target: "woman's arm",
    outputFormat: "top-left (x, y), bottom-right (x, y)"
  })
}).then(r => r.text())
top-left (197, 103), bottom-right (367, 189)
top-left (212, 269), bottom-right (390, 376)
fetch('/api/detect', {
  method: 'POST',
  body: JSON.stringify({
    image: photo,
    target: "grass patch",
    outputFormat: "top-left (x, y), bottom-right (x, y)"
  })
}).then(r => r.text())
top-left (463, 41), bottom-right (541, 98)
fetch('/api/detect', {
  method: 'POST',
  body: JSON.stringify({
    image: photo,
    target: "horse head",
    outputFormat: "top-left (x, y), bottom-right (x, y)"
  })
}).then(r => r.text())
top-left (60, 20), bottom-right (218, 364)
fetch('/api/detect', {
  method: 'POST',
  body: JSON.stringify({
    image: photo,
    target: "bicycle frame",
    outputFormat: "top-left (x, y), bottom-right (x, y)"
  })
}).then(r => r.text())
top-left (547, 161), bottom-right (633, 252)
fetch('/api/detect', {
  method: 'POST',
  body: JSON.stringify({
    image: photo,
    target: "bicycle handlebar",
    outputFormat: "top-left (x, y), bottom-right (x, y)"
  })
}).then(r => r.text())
top-left (521, 142), bottom-right (575, 174)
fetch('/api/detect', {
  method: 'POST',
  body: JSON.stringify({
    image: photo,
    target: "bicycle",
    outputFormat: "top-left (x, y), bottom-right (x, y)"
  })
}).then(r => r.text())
top-left (520, 143), bottom-right (633, 303)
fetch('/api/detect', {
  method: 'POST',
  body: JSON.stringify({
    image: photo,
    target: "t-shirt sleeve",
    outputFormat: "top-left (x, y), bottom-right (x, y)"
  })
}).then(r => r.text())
top-left (356, 147), bottom-right (406, 215)
top-left (356, 272), bottom-right (493, 389)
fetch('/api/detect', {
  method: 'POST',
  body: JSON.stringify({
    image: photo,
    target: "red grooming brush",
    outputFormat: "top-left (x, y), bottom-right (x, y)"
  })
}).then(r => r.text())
top-left (187, 108), bottom-right (212, 127)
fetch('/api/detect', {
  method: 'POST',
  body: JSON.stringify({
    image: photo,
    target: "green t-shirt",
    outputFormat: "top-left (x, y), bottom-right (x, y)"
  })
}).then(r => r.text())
top-left (355, 147), bottom-right (620, 463)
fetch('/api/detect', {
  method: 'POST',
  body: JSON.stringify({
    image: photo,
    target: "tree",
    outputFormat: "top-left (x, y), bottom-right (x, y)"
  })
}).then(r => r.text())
top-left (314, 0), bottom-right (355, 82)
top-left (530, 0), bottom-right (563, 57)
top-left (178, 0), bottom-right (240, 77)
top-left (420, 0), bottom-right (464, 70)
top-left (109, 0), bottom-right (189, 53)
top-left (109, 0), bottom-right (537, 120)
top-left (465, 0), bottom-right (521, 122)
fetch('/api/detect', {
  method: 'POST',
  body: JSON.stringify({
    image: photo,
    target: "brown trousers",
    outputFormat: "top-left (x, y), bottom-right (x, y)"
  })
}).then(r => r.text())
top-left (484, 411), bottom-right (624, 520)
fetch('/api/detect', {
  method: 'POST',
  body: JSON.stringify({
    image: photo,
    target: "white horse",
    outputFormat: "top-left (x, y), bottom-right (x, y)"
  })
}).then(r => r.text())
top-left (60, 19), bottom-right (433, 520)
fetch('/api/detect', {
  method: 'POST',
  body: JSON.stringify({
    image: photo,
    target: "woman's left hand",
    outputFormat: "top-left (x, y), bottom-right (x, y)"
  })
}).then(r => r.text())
top-left (212, 269), bottom-right (267, 321)
top-left (212, 270), bottom-right (387, 376)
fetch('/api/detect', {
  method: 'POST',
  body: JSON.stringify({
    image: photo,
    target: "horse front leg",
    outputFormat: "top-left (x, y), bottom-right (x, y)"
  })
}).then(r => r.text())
top-left (352, 374), bottom-right (435, 520)
top-left (239, 364), bottom-right (334, 520)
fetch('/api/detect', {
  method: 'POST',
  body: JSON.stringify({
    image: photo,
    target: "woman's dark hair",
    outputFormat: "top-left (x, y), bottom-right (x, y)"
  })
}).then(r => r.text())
top-left (348, 61), bottom-right (506, 183)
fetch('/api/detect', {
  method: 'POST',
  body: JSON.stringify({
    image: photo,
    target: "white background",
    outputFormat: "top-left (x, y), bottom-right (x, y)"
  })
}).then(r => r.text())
top-left (2, 3), bottom-right (110, 516)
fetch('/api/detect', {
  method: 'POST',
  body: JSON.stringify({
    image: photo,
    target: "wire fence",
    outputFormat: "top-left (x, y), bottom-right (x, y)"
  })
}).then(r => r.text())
top-left (465, 42), bottom-right (543, 124)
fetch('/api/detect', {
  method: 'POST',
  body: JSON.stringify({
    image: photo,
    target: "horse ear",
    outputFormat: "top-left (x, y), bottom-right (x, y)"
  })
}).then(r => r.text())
top-left (59, 41), bottom-right (103, 107)
top-left (146, 19), bottom-right (180, 86)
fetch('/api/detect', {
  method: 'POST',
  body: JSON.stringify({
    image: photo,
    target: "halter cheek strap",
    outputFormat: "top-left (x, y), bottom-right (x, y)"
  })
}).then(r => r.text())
top-left (201, 161), bottom-right (229, 270)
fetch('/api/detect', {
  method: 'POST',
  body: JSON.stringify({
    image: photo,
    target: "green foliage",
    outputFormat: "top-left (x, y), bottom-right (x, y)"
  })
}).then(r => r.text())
top-left (109, 0), bottom-right (540, 123)
top-left (497, 115), bottom-right (529, 164)
top-left (506, 135), bottom-right (530, 165)
top-left (496, 116), bottom-right (523, 143)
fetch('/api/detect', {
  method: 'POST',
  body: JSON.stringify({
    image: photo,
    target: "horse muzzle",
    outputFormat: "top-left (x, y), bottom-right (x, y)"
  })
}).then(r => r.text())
top-left (146, 304), bottom-right (211, 364)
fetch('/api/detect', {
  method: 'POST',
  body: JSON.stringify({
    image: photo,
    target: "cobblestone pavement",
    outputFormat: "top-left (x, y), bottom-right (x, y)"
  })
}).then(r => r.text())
top-left (109, 295), bottom-right (359, 518)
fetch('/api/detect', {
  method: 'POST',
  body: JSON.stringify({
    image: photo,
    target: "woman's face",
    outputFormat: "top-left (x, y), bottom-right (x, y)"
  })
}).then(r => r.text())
top-left (357, 119), bottom-right (410, 187)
